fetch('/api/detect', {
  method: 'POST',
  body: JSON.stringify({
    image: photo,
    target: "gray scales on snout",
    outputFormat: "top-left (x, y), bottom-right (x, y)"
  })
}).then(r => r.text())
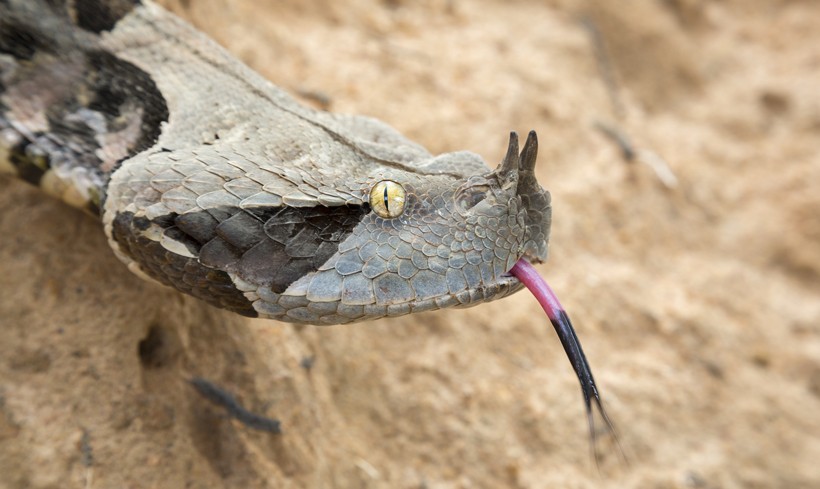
top-left (0, 0), bottom-right (619, 457)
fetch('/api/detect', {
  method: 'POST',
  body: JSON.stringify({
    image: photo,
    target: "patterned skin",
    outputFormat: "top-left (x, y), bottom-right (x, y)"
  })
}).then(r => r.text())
top-left (0, 0), bottom-right (551, 324)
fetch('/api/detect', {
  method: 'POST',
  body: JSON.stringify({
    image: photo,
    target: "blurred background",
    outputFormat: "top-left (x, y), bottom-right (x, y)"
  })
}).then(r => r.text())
top-left (1, 0), bottom-right (818, 487)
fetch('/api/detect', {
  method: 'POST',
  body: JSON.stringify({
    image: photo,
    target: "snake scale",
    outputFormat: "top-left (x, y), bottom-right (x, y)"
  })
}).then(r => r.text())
top-left (1, 0), bottom-right (621, 450)
top-left (0, 0), bottom-right (553, 325)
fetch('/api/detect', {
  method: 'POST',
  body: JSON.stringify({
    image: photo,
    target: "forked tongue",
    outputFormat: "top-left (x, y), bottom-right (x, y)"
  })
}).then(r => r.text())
top-left (510, 259), bottom-right (623, 467)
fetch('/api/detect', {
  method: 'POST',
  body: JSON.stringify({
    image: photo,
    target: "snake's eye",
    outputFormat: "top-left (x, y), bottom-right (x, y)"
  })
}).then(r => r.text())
top-left (370, 180), bottom-right (406, 218)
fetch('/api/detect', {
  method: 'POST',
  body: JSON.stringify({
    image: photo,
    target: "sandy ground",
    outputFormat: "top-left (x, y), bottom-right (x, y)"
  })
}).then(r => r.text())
top-left (1, 0), bottom-right (819, 487)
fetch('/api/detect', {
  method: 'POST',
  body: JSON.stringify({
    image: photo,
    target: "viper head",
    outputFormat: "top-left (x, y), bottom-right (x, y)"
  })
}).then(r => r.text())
top-left (278, 130), bottom-right (553, 323)
top-left (106, 127), bottom-right (552, 324)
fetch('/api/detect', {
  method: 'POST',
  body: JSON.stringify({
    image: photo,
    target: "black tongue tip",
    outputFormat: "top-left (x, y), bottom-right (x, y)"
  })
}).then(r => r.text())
top-left (550, 309), bottom-right (626, 469)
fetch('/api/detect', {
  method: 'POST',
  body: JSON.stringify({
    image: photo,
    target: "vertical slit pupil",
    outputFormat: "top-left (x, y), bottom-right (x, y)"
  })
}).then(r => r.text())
top-left (383, 185), bottom-right (390, 211)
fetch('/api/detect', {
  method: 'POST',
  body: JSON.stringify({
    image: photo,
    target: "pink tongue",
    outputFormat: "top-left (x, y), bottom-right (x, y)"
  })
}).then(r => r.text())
top-left (509, 259), bottom-right (565, 322)
top-left (509, 259), bottom-right (620, 460)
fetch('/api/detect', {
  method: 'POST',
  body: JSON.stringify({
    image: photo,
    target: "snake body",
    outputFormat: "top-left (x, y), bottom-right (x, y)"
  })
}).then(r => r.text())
top-left (0, 0), bottom-right (552, 324)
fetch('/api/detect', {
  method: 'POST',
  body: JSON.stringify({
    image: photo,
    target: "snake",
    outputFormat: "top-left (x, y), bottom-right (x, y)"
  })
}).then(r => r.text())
top-left (1, 0), bottom-right (618, 448)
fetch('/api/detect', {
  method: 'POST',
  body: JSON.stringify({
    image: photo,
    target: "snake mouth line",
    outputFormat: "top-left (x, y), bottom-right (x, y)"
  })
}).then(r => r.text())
top-left (454, 254), bottom-right (539, 303)
top-left (463, 273), bottom-right (522, 301)
top-left (499, 252), bottom-right (538, 281)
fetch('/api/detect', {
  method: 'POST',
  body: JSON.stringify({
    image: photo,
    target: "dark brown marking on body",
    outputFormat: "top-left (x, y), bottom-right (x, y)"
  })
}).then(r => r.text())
top-left (85, 50), bottom-right (169, 161)
top-left (111, 202), bottom-right (370, 316)
top-left (4, 134), bottom-right (49, 187)
top-left (111, 211), bottom-right (258, 317)
top-left (0, 20), bottom-right (55, 59)
top-left (74, 0), bottom-right (141, 33)
top-left (1, 1), bottom-right (168, 208)
top-left (199, 205), bottom-right (369, 294)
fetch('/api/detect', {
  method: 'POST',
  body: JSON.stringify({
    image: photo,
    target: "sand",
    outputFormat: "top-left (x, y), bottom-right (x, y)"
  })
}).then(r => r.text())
top-left (1, 0), bottom-right (818, 487)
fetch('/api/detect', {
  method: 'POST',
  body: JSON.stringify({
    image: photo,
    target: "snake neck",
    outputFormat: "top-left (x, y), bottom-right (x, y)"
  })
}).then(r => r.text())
top-left (0, 0), bottom-right (167, 216)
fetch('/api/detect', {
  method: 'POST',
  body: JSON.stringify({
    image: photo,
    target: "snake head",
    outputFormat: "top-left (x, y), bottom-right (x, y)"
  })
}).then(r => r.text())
top-left (277, 129), bottom-right (554, 323)
top-left (105, 126), bottom-right (552, 324)
top-left (255, 129), bottom-right (553, 323)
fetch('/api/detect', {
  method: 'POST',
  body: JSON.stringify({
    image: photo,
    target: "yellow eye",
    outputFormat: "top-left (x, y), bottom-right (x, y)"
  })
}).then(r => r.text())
top-left (369, 180), bottom-right (406, 218)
